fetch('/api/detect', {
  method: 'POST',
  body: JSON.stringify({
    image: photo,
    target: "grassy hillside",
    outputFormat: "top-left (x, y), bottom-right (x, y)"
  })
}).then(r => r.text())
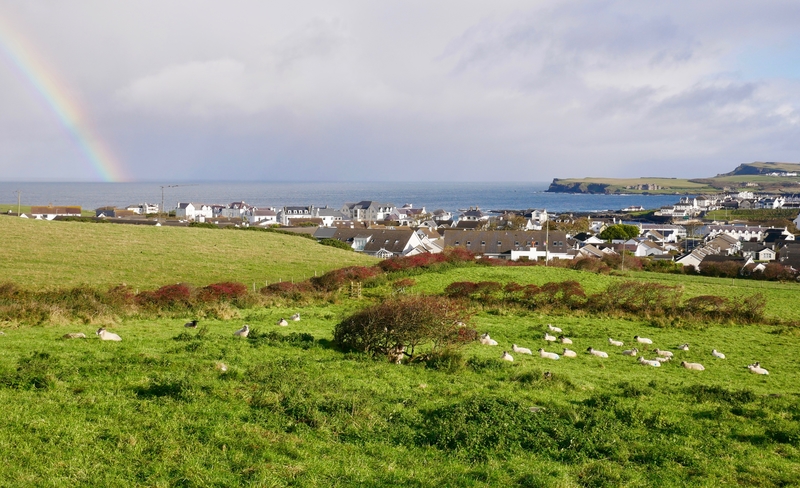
top-left (0, 216), bottom-right (375, 289)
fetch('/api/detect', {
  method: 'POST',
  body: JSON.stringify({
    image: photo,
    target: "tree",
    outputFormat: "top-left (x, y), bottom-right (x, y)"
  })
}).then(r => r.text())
top-left (599, 224), bottom-right (640, 241)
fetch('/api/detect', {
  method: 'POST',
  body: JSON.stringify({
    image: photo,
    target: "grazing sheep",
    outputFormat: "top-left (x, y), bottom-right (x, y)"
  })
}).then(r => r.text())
top-left (638, 357), bottom-right (661, 367)
top-left (544, 333), bottom-right (557, 342)
top-left (538, 348), bottom-right (560, 360)
top-left (512, 344), bottom-right (533, 355)
top-left (681, 361), bottom-right (705, 371)
top-left (277, 318), bottom-right (289, 327)
top-left (562, 348), bottom-right (577, 358)
top-left (184, 320), bottom-right (198, 328)
top-left (712, 349), bottom-right (726, 359)
top-left (455, 321), bottom-right (466, 327)
top-left (677, 343), bottom-right (690, 351)
top-left (96, 328), bottom-right (121, 341)
top-left (62, 332), bottom-right (87, 339)
top-left (654, 356), bottom-right (671, 363)
top-left (215, 362), bottom-right (228, 372)
top-left (608, 338), bottom-right (624, 347)
top-left (501, 351), bottom-right (514, 362)
top-left (234, 325), bottom-right (250, 337)
top-left (654, 348), bottom-right (673, 358)
top-left (547, 324), bottom-right (562, 333)
top-left (622, 347), bottom-right (639, 357)
top-left (559, 335), bottom-right (573, 344)
top-left (480, 333), bottom-right (499, 346)
top-left (747, 364), bottom-right (769, 375)
top-left (587, 347), bottom-right (608, 358)
top-left (291, 313), bottom-right (301, 321)
top-left (634, 336), bottom-right (653, 344)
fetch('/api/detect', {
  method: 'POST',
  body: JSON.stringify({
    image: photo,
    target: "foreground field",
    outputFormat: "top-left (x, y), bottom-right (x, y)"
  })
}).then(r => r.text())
top-left (0, 217), bottom-right (375, 289)
top-left (0, 303), bottom-right (798, 486)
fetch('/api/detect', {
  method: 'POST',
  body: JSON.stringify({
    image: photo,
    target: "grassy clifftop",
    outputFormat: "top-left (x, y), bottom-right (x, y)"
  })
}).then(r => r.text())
top-left (0, 217), bottom-right (375, 289)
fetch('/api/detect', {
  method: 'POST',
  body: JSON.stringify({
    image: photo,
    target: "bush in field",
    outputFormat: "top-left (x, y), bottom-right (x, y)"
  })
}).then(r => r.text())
top-left (260, 280), bottom-right (315, 299)
top-left (311, 266), bottom-right (382, 292)
top-left (570, 257), bottom-right (612, 274)
top-left (750, 262), bottom-right (797, 282)
top-left (699, 261), bottom-right (742, 278)
top-left (378, 253), bottom-right (448, 272)
top-left (198, 282), bottom-right (247, 302)
top-left (136, 283), bottom-right (193, 310)
top-left (590, 281), bottom-right (681, 317)
top-left (318, 238), bottom-right (353, 251)
top-left (333, 296), bottom-right (475, 360)
top-left (521, 281), bottom-right (587, 310)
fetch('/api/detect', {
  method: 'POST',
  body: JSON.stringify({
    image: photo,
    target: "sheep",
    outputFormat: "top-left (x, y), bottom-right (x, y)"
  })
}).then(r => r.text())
top-left (544, 333), bottom-right (557, 342)
top-left (0, 331), bottom-right (5, 335)
top-left (277, 318), bottom-right (289, 327)
top-left (234, 324), bottom-right (250, 337)
top-left (654, 348), bottom-right (673, 358)
top-left (638, 356), bottom-right (661, 367)
top-left (96, 328), bottom-right (121, 341)
top-left (501, 351), bottom-right (514, 362)
top-left (547, 324), bottom-right (562, 333)
top-left (62, 332), bottom-right (87, 339)
top-left (215, 362), bottom-right (228, 372)
top-left (621, 347), bottom-right (639, 357)
top-left (654, 356), bottom-right (671, 363)
top-left (712, 349), bottom-right (726, 359)
top-left (388, 344), bottom-right (406, 364)
top-left (677, 343), bottom-right (690, 351)
top-left (634, 335), bottom-right (653, 344)
top-left (681, 361), bottom-right (705, 371)
top-left (559, 335), bottom-right (573, 344)
top-left (538, 348), bottom-right (560, 360)
top-left (291, 313), bottom-right (301, 321)
top-left (587, 347), bottom-right (608, 358)
top-left (747, 364), bottom-right (769, 375)
top-left (562, 348), bottom-right (577, 358)
top-left (184, 320), bottom-right (198, 328)
top-left (512, 344), bottom-right (533, 355)
top-left (608, 338), bottom-right (624, 347)
top-left (480, 333), bottom-right (499, 346)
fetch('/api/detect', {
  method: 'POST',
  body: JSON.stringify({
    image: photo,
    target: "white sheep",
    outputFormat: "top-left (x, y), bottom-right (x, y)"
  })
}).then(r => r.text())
top-left (215, 362), bottom-right (228, 372)
top-left (538, 348), bottom-right (560, 360)
top-left (677, 343), bottom-right (690, 351)
top-left (96, 328), bottom-right (121, 341)
top-left (547, 324), bottom-right (562, 333)
top-left (654, 356), bottom-right (671, 363)
top-left (622, 347), bottom-right (639, 357)
top-left (512, 344), bottom-right (533, 355)
top-left (712, 349), bottom-right (726, 359)
top-left (544, 333), bottom-right (557, 342)
top-left (234, 324), bottom-right (250, 337)
top-left (747, 364), bottom-right (769, 375)
top-left (654, 348), bottom-right (673, 358)
top-left (681, 361), bottom-right (705, 371)
top-left (480, 333), bottom-right (498, 346)
top-left (501, 351), bottom-right (514, 362)
top-left (638, 356), bottom-right (661, 367)
top-left (608, 338), bottom-right (624, 347)
top-left (62, 332), bottom-right (87, 339)
top-left (587, 347), bottom-right (608, 358)
top-left (277, 318), bottom-right (289, 327)
top-left (184, 320), bottom-right (198, 328)
top-left (634, 335), bottom-right (653, 344)
top-left (562, 348), bottom-right (577, 358)
top-left (291, 313), bottom-right (301, 321)
top-left (559, 335), bottom-right (572, 344)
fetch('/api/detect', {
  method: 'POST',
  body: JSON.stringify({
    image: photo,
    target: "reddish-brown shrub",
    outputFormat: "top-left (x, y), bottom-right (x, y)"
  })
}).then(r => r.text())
top-left (260, 281), bottom-right (315, 297)
top-left (311, 266), bottom-right (382, 291)
top-left (199, 282), bottom-right (247, 302)
top-left (136, 283), bottom-right (193, 309)
top-left (591, 281), bottom-right (681, 316)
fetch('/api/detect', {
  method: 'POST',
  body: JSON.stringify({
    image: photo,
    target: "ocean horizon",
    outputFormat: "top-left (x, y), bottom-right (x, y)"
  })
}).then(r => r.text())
top-left (0, 181), bottom-right (685, 215)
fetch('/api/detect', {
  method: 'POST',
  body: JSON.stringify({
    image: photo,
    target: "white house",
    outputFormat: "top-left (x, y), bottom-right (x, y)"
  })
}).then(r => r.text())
top-left (249, 208), bottom-right (278, 225)
top-left (125, 203), bottom-right (159, 215)
top-left (315, 207), bottom-right (346, 227)
top-left (175, 203), bottom-right (213, 221)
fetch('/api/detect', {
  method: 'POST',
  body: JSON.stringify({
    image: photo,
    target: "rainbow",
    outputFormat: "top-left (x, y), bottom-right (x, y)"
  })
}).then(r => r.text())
top-left (0, 13), bottom-right (129, 182)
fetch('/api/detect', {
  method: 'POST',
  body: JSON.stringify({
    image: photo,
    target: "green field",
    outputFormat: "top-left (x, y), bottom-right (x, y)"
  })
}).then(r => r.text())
top-left (1, 219), bottom-right (800, 486)
top-left (0, 216), bottom-right (375, 289)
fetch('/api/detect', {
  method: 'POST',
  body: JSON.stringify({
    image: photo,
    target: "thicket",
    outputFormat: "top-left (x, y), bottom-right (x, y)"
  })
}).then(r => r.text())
top-left (333, 296), bottom-right (476, 360)
top-left (443, 279), bottom-right (766, 323)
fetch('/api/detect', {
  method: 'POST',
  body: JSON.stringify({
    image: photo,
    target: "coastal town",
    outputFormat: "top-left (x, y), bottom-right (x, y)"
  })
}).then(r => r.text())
top-left (10, 189), bottom-right (800, 277)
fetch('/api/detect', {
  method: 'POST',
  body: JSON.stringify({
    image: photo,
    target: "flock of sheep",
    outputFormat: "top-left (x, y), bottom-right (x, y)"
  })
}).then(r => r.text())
top-left (480, 323), bottom-right (770, 375)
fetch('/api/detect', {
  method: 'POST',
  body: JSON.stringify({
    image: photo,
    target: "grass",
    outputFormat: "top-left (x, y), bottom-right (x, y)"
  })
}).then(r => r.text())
top-left (703, 208), bottom-right (799, 222)
top-left (0, 216), bottom-right (375, 289)
top-left (0, 305), bottom-right (798, 486)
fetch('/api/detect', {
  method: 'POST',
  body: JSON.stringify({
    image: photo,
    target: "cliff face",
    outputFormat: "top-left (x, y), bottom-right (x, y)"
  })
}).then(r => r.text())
top-left (547, 179), bottom-right (613, 194)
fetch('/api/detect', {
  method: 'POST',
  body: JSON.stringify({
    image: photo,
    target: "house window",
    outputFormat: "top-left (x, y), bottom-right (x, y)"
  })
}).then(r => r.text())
top-left (466, 241), bottom-right (471, 245)
top-left (515, 241), bottom-right (519, 246)
top-left (455, 241), bottom-right (460, 245)
top-left (497, 241), bottom-right (502, 245)
top-left (481, 241), bottom-right (485, 245)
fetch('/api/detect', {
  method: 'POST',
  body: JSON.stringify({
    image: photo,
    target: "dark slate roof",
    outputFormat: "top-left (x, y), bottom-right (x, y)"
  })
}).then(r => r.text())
top-left (442, 230), bottom-right (572, 255)
top-left (329, 228), bottom-right (416, 254)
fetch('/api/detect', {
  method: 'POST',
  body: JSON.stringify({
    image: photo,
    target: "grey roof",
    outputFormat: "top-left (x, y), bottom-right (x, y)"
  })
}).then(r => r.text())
top-left (328, 228), bottom-right (416, 254)
top-left (442, 230), bottom-right (572, 255)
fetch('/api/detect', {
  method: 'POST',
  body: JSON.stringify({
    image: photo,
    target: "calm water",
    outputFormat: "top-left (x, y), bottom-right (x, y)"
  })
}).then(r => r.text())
top-left (0, 181), bottom-right (684, 214)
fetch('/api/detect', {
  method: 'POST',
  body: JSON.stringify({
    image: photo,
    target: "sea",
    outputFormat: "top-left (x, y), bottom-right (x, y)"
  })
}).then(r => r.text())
top-left (0, 181), bottom-right (685, 214)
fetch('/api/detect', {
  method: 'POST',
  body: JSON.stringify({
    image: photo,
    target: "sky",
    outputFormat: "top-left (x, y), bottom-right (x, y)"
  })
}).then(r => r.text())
top-left (1, 0), bottom-right (799, 183)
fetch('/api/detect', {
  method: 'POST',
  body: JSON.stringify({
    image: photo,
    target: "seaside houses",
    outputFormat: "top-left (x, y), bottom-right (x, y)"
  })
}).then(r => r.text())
top-left (30, 206), bottom-right (82, 220)
top-left (315, 227), bottom-right (439, 257)
top-left (340, 201), bottom-right (395, 221)
top-left (125, 203), bottom-right (159, 215)
top-left (278, 206), bottom-right (315, 226)
top-left (175, 203), bottom-right (213, 221)
top-left (442, 229), bottom-right (576, 261)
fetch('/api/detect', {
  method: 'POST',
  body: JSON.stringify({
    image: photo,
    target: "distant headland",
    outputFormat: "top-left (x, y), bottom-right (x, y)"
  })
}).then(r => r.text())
top-left (547, 161), bottom-right (800, 194)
